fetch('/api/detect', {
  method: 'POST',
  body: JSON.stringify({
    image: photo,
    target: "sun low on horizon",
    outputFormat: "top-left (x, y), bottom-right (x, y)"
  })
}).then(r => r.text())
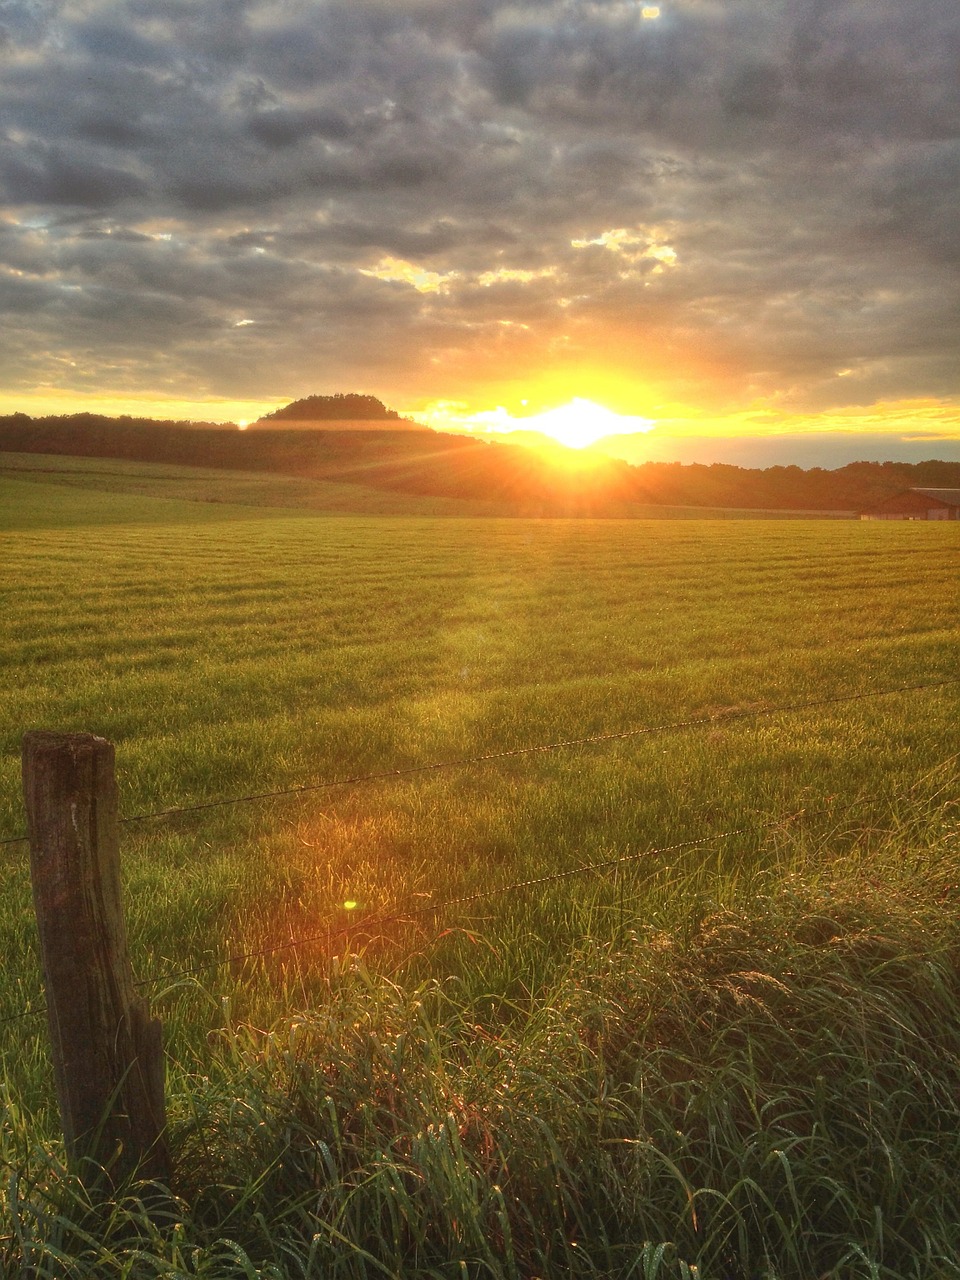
top-left (513, 399), bottom-right (656, 449)
top-left (423, 398), bottom-right (656, 451)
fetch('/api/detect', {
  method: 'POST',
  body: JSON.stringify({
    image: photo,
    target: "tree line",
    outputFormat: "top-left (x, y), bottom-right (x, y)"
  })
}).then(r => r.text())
top-left (1, 411), bottom-right (958, 514)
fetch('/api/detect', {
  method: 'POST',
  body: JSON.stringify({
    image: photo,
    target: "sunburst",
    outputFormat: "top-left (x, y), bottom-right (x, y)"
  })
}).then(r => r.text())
top-left (522, 399), bottom-right (654, 449)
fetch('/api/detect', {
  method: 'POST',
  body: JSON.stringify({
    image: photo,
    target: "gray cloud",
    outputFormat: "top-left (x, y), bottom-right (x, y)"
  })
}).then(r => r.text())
top-left (1, 144), bottom-right (146, 206)
top-left (0, 0), bottom-right (957, 441)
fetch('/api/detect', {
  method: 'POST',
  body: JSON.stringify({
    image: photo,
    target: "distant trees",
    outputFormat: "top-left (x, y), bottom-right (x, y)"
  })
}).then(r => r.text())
top-left (2, 410), bottom-right (959, 514)
top-left (260, 394), bottom-right (400, 422)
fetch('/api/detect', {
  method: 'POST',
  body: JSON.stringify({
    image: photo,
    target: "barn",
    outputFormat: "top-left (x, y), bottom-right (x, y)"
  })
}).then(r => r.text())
top-left (861, 488), bottom-right (960, 520)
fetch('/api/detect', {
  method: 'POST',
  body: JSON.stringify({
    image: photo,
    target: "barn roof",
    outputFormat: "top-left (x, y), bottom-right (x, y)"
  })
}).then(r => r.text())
top-left (860, 487), bottom-right (960, 517)
top-left (910, 488), bottom-right (960, 507)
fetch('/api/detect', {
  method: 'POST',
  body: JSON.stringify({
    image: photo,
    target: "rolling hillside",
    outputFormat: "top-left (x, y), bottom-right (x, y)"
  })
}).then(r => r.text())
top-left (3, 407), bottom-right (960, 515)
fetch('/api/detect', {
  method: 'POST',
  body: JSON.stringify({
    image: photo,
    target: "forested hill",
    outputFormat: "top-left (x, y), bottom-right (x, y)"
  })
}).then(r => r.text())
top-left (2, 411), bottom-right (959, 514)
top-left (256, 393), bottom-right (402, 423)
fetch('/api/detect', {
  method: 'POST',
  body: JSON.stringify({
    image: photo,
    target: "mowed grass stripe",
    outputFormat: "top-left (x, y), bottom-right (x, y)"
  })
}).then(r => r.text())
top-left (3, 486), bottom-right (957, 828)
top-left (1, 483), bottom-right (956, 953)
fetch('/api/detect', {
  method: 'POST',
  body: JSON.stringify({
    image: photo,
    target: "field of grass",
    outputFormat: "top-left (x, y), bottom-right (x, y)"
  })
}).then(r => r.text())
top-left (0, 450), bottom-right (851, 520)
top-left (1, 459), bottom-right (959, 1277)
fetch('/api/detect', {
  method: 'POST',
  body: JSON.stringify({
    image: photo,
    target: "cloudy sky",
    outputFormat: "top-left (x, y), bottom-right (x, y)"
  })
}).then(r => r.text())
top-left (1, 0), bottom-right (959, 463)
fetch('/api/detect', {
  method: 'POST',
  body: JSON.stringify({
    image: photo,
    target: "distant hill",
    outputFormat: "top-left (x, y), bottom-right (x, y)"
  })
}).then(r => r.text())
top-left (254, 394), bottom-right (418, 429)
top-left (2, 410), bottom-right (960, 515)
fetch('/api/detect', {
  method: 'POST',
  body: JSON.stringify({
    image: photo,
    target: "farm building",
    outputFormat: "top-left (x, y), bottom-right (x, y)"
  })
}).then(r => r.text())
top-left (861, 488), bottom-right (960, 520)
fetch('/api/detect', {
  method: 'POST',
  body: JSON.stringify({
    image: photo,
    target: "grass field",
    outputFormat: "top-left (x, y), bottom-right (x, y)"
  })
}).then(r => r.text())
top-left (1, 455), bottom-right (959, 1277)
top-left (0, 450), bottom-right (853, 520)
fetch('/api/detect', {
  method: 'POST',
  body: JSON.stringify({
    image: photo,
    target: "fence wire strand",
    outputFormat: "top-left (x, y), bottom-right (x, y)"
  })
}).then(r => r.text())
top-left (1, 811), bottom-right (798, 1026)
top-left (1, 672), bottom-right (957, 1029)
top-left (2, 674), bottom-right (957, 848)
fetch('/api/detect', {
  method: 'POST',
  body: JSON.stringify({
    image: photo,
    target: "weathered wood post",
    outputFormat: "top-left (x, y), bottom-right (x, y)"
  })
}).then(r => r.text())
top-left (22, 731), bottom-right (170, 1187)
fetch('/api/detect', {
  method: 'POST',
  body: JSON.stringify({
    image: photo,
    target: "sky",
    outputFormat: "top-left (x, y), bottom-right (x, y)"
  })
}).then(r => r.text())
top-left (1, 0), bottom-right (959, 466)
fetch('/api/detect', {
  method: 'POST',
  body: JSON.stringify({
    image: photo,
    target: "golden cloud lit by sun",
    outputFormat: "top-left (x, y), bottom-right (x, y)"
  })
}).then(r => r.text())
top-left (359, 256), bottom-right (454, 293)
top-left (571, 226), bottom-right (679, 274)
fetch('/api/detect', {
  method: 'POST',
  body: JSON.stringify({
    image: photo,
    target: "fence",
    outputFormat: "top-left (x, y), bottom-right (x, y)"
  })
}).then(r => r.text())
top-left (6, 672), bottom-right (960, 1188)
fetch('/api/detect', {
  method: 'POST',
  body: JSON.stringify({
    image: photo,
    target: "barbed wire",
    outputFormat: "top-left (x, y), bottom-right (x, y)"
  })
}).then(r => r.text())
top-left (177, 813), bottom-right (799, 972)
top-left (0, 1005), bottom-right (42, 1027)
top-left (1, 675), bottom-right (957, 1027)
top-left (2, 674), bottom-right (956, 849)
top-left (0, 810), bottom-right (802, 1027)
top-left (5, 733), bottom-right (960, 1029)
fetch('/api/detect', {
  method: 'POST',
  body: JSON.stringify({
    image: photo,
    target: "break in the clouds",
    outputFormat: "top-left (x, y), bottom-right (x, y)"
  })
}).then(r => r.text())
top-left (1, 0), bottom-right (959, 454)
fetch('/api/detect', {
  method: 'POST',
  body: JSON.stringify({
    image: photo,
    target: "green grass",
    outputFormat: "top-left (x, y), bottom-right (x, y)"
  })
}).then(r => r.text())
top-left (0, 450), bottom-right (849, 519)
top-left (1, 463), bottom-right (959, 1276)
top-left (0, 452), bottom-right (516, 518)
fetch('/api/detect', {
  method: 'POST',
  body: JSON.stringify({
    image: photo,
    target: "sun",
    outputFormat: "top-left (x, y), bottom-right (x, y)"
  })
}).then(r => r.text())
top-left (420, 396), bottom-right (656, 450)
top-left (522, 398), bottom-right (653, 449)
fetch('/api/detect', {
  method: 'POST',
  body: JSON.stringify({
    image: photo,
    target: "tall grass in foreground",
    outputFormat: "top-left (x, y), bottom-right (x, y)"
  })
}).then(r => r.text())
top-left (3, 472), bottom-right (960, 1275)
top-left (3, 801), bottom-right (958, 1279)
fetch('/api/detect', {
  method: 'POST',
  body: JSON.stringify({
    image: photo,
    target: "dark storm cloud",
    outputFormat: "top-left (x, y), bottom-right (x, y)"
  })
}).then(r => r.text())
top-left (0, 0), bottom-right (958, 426)
top-left (245, 106), bottom-right (354, 148)
top-left (1, 144), bottom-right (147, 206)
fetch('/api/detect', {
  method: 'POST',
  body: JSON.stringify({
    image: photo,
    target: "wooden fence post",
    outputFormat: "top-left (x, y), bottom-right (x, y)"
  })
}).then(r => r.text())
top-left (22, 731), bottom-right (170, 1187)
